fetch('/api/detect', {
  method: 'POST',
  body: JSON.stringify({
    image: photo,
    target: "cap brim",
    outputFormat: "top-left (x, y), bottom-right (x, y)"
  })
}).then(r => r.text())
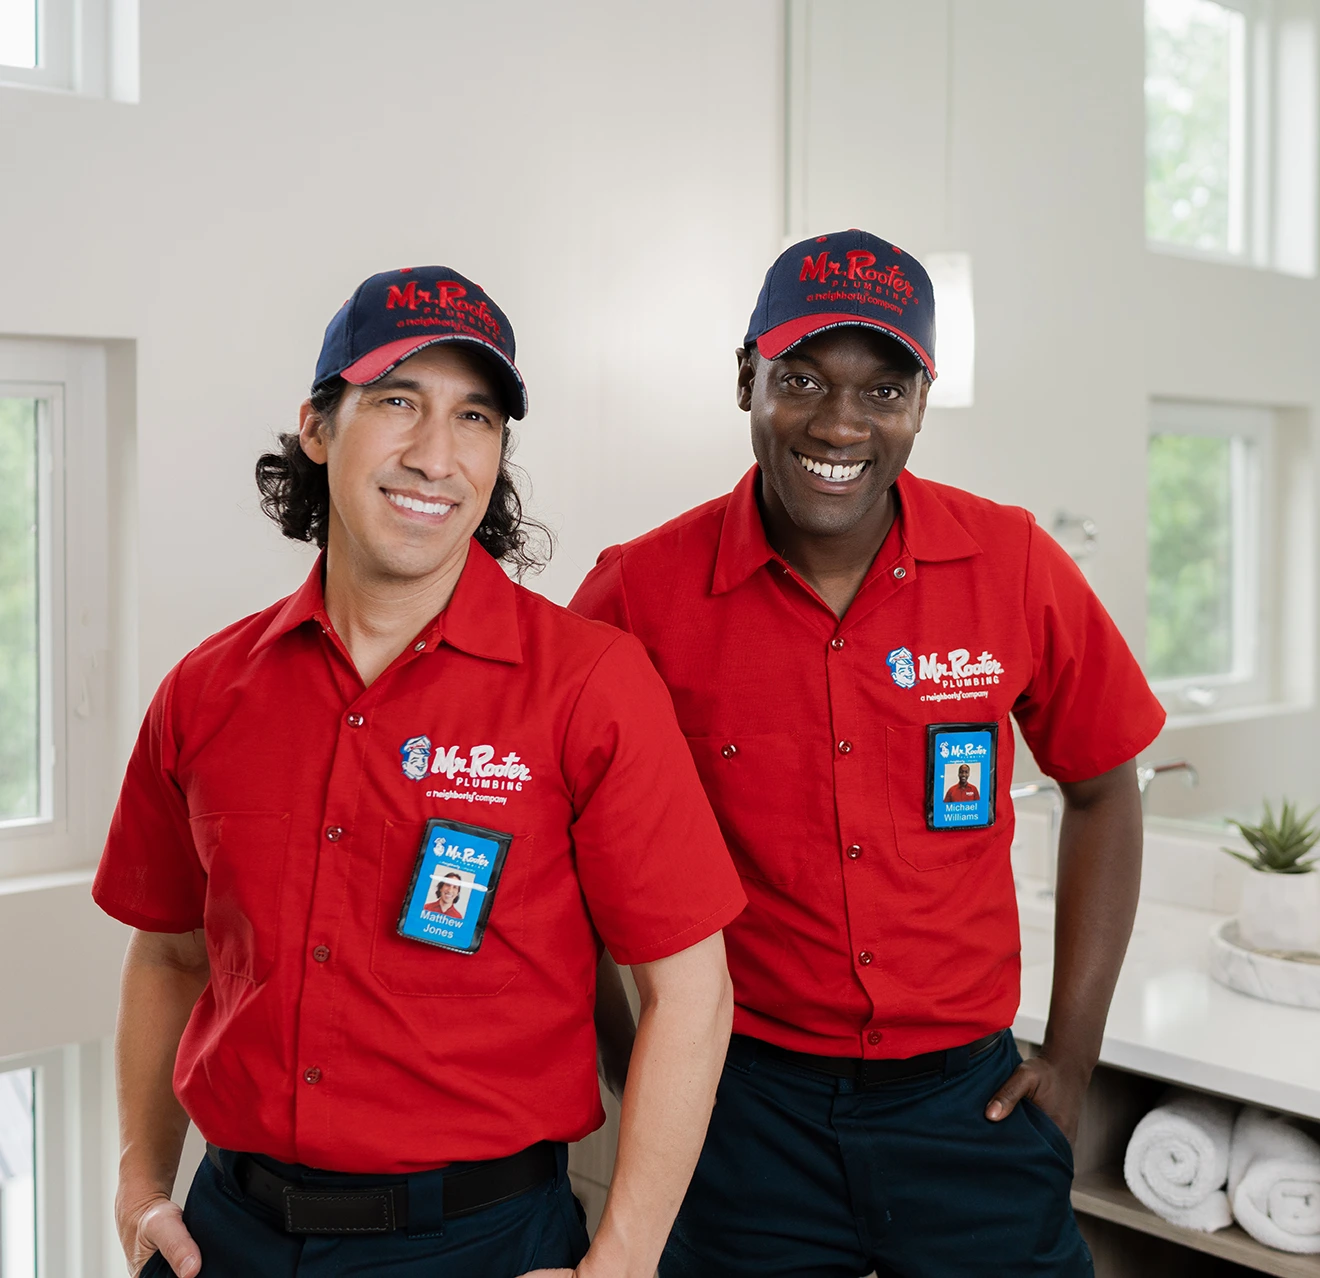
top-left (338, 335), bottom-right (528, 420)
top-left (756, 314), bottom-right (936, 380)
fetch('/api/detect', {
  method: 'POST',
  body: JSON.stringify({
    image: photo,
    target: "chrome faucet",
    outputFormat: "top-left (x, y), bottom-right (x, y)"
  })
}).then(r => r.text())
top-left (1137, 759), bottom-right (1199, 804)
top-left (1010, 778), bottom-right (1063, 899)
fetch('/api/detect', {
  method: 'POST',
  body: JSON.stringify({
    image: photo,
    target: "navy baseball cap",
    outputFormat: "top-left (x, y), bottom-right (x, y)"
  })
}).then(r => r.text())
top-left (314, 267), bottom-right (527, 420)
top-left (744, 230), bottom-right (937, 380)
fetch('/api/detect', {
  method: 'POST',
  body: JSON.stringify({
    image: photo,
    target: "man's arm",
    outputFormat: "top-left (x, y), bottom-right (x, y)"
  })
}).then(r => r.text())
top-left (115, 928), bottom-right (210, 1277)
top-left (985, 758), bottom-right (1143, 1143)
top-left (594, 951), bottom-right (637, 1103)
top-left (523, 931), bottom-right (733, 1278)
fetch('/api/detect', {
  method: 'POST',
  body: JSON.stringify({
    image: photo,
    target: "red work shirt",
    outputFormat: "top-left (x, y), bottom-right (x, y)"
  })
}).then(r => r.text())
top-left (93, 544), bottom-right (744, 1173)
top-left (944, 783), bottom-right (980, 803)
top-left (570, 466), bottom-right (1164, 1060)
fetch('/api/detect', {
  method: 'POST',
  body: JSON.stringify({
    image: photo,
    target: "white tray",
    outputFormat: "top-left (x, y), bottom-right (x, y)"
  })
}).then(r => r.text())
top-left (1209, 918), bottom-right (1320, 1010)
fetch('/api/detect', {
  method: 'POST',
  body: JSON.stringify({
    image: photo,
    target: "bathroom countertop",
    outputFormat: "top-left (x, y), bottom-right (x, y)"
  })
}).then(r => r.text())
top-left (1013, 885), bottom-right (1320, 1121)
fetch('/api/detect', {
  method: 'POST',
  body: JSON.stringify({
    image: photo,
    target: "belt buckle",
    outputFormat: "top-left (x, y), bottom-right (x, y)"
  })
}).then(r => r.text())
top-left (282, 1186), bottom-right (397, 1234)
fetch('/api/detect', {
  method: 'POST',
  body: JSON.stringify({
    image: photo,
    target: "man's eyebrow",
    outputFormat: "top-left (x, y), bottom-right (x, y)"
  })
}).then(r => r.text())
top-left (368, 376), bottom-right (503, 412)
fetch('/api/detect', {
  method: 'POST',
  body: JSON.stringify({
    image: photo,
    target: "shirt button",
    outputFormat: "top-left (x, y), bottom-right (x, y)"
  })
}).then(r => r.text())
top-left (313, 946), bottom-right (330, 963)
top-left (846, 844), bottom-right (862, 859)
top-left (858, 950), bottom-right (874, 966)
top-left (326, 826), bottom-right (343, 842)
top-left (867, 1030), bottom-right (883, 1045)
top-left (721, 744), bottom-right (738, 759)
top-left (303, 1067), bottom-right (322, 1085)
top-left (346, 713), bottom-right (364, 728)
top-left (414, 641), bottom-right (426, 652)
top-left (830, 637), bottom-right (845, 650)
top-left (837, 740), bottom-right (852, 755)
top-left (893, 566), bottom-right (907, 580)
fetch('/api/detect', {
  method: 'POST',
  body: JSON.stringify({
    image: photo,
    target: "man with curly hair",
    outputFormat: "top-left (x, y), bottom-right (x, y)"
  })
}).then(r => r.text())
top-left (94, 266), bottom-right (744, 1278)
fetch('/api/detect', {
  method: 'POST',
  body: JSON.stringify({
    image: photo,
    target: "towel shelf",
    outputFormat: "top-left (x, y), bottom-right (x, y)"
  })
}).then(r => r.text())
top-left (1072, 1167), bottom-right (1320, 1277)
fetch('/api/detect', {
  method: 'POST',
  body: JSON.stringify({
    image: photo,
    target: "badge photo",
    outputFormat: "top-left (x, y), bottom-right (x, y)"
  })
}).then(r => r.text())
top-left (397, 819), bottom-right (513, 955)
top-left (925, 723), bottom-right (998, 831)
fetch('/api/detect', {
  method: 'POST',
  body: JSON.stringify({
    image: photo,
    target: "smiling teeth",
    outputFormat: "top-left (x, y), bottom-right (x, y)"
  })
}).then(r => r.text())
top-left (798, 455), bottom-right (867, 482)
top-left (387, 492), bottom-right (453, 515)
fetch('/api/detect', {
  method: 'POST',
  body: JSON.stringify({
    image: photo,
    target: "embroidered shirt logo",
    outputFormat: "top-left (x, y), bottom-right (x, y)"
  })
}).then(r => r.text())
top-left (886, 647), bottom-right (917, 689)
top-left (399, 739), bottom-right (533, 792)
top-left (401, 735), bottom-right (433, 781)
top-left (917, 648), bottom-right (1004, 688)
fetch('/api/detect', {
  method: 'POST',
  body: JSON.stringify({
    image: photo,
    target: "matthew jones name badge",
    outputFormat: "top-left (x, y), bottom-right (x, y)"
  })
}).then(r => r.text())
top-left (397, 819), bottom-right (513, 955)
top-left (926, 723), bottom-right (998, 831)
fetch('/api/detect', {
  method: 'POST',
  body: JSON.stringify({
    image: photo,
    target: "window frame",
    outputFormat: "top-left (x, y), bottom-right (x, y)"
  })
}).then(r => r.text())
top-left (0, 1042), bottom-right (112, 1278)
top-left (0, 341), bottom-right (113, 880)
top-left (1145, 0), bottom-right (1317, 275)
top-left (0, 0), bottom-right (72, 89)
top-left (1147, 398), bottom-right (1276, 715)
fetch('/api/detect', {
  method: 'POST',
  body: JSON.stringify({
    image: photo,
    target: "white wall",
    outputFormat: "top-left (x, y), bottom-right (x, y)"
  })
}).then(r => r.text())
top-left (1, 0), bottom-right (784, 695)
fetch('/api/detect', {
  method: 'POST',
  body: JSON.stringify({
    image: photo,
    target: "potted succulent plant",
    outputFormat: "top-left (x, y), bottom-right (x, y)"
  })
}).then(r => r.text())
top-left (1223, 800), bottom-right (1320, 954)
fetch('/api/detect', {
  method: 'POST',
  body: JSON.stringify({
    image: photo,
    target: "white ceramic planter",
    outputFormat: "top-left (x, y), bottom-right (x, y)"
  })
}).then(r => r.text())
top-left (1236, 869), bottom-right (1320, 954)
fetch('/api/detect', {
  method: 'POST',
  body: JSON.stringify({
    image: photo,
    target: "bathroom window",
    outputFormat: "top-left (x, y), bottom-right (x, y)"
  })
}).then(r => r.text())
top-left (1147, 400), bottom-right (1276, 714)
top-left (0, 341), bottom-right (115, 880)
top-left (1146, 0), bottom-right (1317, 275)
top-left (0, 0), bottom-right (138, 99)
top-left (0, 1067), bottom-right (35, 1278)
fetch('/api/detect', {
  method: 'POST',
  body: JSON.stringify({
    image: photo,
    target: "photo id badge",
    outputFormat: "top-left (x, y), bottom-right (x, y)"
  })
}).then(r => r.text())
top-left (396, 819), bottom-right (514, 956)
top-left (926, 723), bottom-right (998, 831)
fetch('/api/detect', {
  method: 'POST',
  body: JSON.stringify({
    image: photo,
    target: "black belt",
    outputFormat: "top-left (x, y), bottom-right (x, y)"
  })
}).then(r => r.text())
top-left (206, 1140), bottom-right (557, 1235)
top-left (744, 1030), bottom-right (1005, 1088)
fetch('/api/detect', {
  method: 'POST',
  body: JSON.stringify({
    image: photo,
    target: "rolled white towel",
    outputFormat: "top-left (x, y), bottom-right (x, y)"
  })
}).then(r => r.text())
top-left (1123, 1088), bottom-right (1238, 1232)
top-left (1228, 1107), bottom-right (1320, 1254)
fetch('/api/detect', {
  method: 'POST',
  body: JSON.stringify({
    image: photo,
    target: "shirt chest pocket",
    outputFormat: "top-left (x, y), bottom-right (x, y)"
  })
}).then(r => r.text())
top-left (885, 721), bottom-right (1007, 871)
top-left (369, 819), bottom-right (527, 997)
top-left (685, 733), bottom-right (830, 886)
top-left (190, 812), bottom-right (291, 985)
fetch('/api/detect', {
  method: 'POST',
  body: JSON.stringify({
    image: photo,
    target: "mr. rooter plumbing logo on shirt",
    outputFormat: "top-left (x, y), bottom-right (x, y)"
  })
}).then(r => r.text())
top-left (886, 645), bottom-right (1006, 704)
top-left (399, 736), bottom-right (532, 794)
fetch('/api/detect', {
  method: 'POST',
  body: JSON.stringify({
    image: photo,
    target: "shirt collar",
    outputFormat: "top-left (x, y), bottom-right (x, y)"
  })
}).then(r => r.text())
top-left (711, 465), bottom-right (981, 596)
top-left (250, 542), bottom-right (523, 665)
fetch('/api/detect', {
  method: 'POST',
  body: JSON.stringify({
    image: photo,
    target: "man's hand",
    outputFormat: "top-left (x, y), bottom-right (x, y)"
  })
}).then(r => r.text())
top-left (984, 1053), bottom-right (1088, 1146)
top-left (117, 1188), bottom-right (201, 1276)
top-left (516, 1270), bottom-right (577, 1278)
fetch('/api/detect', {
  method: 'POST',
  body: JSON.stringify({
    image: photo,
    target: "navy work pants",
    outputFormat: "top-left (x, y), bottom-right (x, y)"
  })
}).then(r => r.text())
top-left (141, 1143), bottom-right (589, 1277)
top-left (661, 1033), bottom-right (1092, 1278)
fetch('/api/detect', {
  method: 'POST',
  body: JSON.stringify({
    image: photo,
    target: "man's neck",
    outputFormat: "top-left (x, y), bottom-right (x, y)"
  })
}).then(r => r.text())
top-left (322, 539), bottom-right (469, 687)
top-left (761, 485), bottom-right (899, 620)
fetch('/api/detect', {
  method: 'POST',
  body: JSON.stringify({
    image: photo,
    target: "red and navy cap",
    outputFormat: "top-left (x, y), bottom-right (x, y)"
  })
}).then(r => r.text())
top-left (744, 230), bottom-right (937, 380)
top-left (314, 267), bottom-right (527, 420)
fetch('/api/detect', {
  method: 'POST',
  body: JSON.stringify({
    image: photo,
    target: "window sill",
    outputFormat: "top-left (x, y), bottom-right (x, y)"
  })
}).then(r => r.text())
top-left (0, 865), bottom-right (94, 896)
top-left (1159, 699), bottom-right (1313, 731)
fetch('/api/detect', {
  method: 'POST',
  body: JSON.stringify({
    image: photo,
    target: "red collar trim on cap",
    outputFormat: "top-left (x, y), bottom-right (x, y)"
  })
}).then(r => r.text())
top-left (250, 543), bottom-right (522, 664)
top-left (711, 466), bottom-right (980, 596)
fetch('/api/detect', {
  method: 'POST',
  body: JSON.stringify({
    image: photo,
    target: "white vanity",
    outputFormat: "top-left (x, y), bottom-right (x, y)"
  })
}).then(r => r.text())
top-left (1014, 819), bottom-right (1320, 1277)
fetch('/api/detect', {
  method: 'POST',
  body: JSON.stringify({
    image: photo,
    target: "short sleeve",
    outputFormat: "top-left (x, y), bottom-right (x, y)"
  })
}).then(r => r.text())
top-left (1013, 519), bottom-right (1166, 783)
top-left (92, 662), bottom-right (207, 932)
top-left (561, 633), bottom-right (745, 965)
top-left (568, 546), bottom-right (633, 633)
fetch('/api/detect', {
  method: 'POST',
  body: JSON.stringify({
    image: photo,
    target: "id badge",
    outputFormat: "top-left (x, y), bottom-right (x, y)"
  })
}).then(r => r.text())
top-left (926, 723), bottom-right (998, 831)
top-left (396, 819), bottom-right (513, 955)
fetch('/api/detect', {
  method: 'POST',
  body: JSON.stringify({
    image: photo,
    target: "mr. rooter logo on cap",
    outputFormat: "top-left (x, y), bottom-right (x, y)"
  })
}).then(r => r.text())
top-left (744, 229), bottom-right (938, 381)
top-left (313, 265), bottom-right (529, 420)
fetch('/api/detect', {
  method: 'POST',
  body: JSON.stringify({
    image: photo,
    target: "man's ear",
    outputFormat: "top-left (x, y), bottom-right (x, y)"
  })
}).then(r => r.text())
top-left (735, 346), bottom-right (756, 413)
top-left (298, 398), bottom-right (330, 464)
top-left (914, 376), bottom-right (931, 434)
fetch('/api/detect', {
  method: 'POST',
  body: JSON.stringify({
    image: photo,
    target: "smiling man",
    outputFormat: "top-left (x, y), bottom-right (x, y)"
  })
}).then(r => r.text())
top-left (94, 266), bottom-right (744, 1278)
top-left (571, 231), bottom-right (1166, 1277)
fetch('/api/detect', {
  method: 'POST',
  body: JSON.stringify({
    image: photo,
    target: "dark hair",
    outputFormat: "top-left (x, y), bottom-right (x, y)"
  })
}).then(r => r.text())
top-left (255, 376), bottom-right (552, 577)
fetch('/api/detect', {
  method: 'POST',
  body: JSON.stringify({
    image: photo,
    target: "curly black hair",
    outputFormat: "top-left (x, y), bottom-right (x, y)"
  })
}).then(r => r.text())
top-left (255, 377), bottom-right (552, 576)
